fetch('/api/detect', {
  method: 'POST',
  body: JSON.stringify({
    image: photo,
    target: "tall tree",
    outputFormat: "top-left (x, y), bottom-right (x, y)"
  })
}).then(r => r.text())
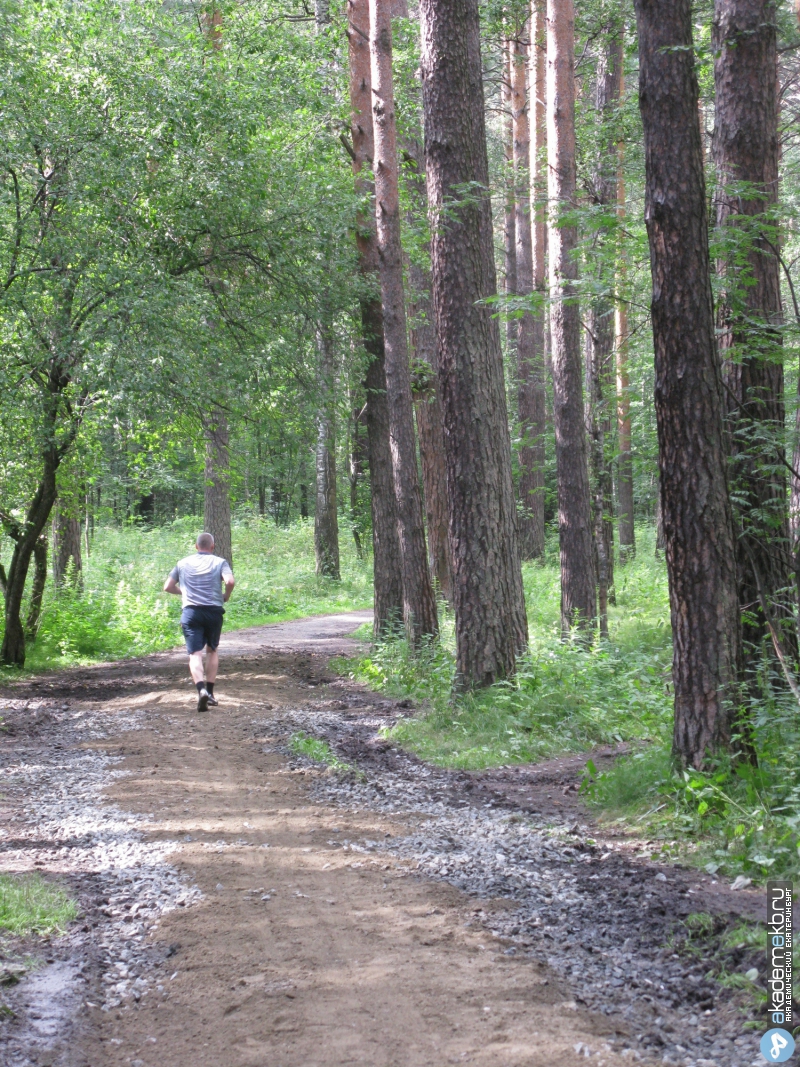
top-left (202, 409), bottom-right (233, 565)
top-left (314, 325), bottom-right (341, 579)
top-left (419, 0), bottom-right (528, 686)
top-left (614, 63), bottom-right (636, 561)
top-left (546, 0), bottom-right (596, 632)
top-left (634, 0), bottom-right (744, 768)
top-left (369, 0), bottom-right (438, 644)
top-left (24, 534), bottom-right (48, 641)
top-left (403, 147), bottom-right (454, 604)
top-left (200, 5), bottom-right (234, 568)
top-left (346, 0), bottom-right (404, 636)
top-left (52, 509), bottom-right (82, 585)
top-left (585, 25), bottom-right (624, 635)
top-left (512, 27), bottom-right (545, 560)
top-left (503, 40), bottom-right (517, 359)
top-left (312, 0), bottom-right (341, 581)
top-left (713, 0), bottom-right (796, 671)
top-left (529, 0), bottom-right (548, 553)
top-left (389, 0), bottom-right (453, 603)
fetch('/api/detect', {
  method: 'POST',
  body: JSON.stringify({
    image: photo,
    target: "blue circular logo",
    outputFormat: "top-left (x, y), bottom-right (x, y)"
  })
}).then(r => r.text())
top-left (760, 1029), bottom-right (795, 1062)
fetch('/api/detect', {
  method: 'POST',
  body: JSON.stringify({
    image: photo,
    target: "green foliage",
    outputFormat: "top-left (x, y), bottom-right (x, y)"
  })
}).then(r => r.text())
top-left (0, 874), bottom-right (77, 937)
top-left (340, 526), bottom-right (673, 770)
top-left (2, 517), bottom-right (370, 671)
top-left (586, 675), bottom-right (800, 883)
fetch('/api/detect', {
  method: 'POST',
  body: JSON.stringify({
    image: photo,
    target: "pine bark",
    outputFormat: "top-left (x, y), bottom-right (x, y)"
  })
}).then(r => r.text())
top-left (586, 28), bottom-right (623, 626)
top-left (52, 509), bottom-right (82, 586)
top-left (347, 0), bottom-right (404, 636)
top-left (712, 0), bottom-right (796, 668)
top-left (203, 408), bottom-right (233, 566)
top-left (615, 83), bottom-right (636, 561)
top-left (370, 0), bottom-right (438, 644)
top-left (503, 41), bottom-right (517, 358)
top-left (419, 0), bottom-right (528, 687)
top-left (530, 0), bottom-right (549, 546)
top-left (634, 0), bottom-right (744, 768)
top-left (512, 29), bottom-right (545, 560)
top-left (404, 147), bottom-right (454, 604)
top-left (546, 0), bottom-right (596, 633)
top-left (314, 326), bottom-right (341, 580)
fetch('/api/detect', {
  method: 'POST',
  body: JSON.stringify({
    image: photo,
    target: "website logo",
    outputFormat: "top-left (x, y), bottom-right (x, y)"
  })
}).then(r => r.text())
top-left (760, 1028), bottom-right (795, 1062)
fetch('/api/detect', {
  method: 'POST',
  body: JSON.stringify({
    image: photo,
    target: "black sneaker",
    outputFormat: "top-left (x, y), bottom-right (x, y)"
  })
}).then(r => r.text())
top-left (206, 692), bottom-right (219, 707)
top-left (197, 688), bottom-right (209, 712)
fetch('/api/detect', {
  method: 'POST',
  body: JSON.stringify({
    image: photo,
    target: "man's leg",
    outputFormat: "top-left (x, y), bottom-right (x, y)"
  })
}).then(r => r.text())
top-left (205, 649), bottom-right (219, 684)
top-left (188, 651), bottom-right (206, 685)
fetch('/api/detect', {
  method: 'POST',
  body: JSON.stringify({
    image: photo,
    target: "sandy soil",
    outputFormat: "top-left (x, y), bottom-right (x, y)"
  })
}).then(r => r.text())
top-left (0, 612), bottom-right (638, 1067)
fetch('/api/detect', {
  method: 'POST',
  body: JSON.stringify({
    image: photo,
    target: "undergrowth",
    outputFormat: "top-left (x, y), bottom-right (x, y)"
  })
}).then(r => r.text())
top-left (0, 873), bottom-right (77, 936)
top-left (1, 517), bottom-right (371, 672)
top-left (340, 524), bottom-right (800, 881)
top-left (338, 526), bottom-right (673, 769)
top-left (584, 679), bottom-right (800, 883)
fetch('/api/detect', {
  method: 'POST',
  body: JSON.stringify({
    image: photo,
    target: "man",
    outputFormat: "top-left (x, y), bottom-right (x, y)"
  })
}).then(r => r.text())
top-left (164, 533), bottom-right (235, 712)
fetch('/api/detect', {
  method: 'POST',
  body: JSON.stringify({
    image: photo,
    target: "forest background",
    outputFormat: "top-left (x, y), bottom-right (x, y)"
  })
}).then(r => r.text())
top-left (1, 0), bottom-right (799, 883)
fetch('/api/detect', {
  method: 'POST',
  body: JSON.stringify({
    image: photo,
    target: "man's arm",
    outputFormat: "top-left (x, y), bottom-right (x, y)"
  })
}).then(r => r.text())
top-left (164, 574), bottom-right (180, 595)
top-left (221, 562), bottom-right (235, 603)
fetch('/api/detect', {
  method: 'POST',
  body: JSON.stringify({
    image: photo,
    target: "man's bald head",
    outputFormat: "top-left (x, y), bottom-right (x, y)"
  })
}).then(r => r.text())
top-left (196, 532), bottom-right (215, 552)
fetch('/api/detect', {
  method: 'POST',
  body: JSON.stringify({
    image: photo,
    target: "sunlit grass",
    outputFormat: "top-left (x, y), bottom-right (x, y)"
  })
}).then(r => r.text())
top-left (0, 874), bottom-right (77, 936)
top-left (1, 516), bottom-right (371, 671)
top-left (289, 731), bottom-right (361, 776)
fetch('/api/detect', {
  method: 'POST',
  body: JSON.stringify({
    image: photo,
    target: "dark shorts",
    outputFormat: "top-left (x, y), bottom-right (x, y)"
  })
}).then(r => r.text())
top-left (181, 605), bottom-right (224, 654)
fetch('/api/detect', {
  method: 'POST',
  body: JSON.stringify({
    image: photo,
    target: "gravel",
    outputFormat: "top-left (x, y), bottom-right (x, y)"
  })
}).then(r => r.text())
top-left (275, 701), bottom-right (772, 1067)
top-left (0, 700), bottom-right (201, 1064)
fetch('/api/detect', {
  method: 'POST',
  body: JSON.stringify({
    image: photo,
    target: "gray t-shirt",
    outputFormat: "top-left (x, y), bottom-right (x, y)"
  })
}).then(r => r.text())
top-left (170, 553), bottom-right (233, 609)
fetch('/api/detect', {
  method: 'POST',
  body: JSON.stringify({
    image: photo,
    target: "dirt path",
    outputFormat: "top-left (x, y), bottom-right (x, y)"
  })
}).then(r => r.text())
top-left (0, 613), bottom-right (771, 1067)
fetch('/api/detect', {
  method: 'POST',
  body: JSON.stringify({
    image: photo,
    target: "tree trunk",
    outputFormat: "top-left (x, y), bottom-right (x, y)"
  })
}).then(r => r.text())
top-left (1, 426), bottom-right (62, 666)
top-left (585, 27), bottom-right (623, 617)
top-left (401, 138), bottom-right (454, 605)
top-left (586, 311), bottom-right (614, 638)
top-left (634, 0), bottom-right (744, 768)
top-left (25, 535), bottom-right (48, 640)
top-left (419, 0), bottom-right (528, 687)
top-left (314, 326), bottom-right (340, 580)
top-left (530, 0), bottom-right (549, 549)
top-left (370, 0), bottom-right (438, 645)
top-left (347, 0), bottom-right (404, 636)
top-left (52, 509), bottom-right (82, 586)
top-left (512, 28), bottom-right (545, 560)
top-left (547, 0), bottom-right (596, 633)
top-left (256, 434), bottom-right (267, 517)
top-left (713, 0), bottom-right (796, 671)
top-left (349, 389), bottom-right (366, 559)
top-left (615, 89), bottom-right (636, 561)
top-left (503, 40), bottom-right (517, 359)
top-left (203, 407), bottom-right (233, 566)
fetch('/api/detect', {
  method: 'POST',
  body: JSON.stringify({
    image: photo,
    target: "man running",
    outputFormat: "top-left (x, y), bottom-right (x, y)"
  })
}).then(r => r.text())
top-left (163, 533), bottom-right (235, 712)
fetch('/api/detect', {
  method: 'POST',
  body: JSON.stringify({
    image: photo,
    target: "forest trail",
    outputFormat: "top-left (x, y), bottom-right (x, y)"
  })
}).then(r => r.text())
top-left (0, 613), bottom-right (764, 1067)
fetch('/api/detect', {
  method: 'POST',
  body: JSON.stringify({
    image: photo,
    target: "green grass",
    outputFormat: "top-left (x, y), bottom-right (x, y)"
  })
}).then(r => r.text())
top-left (2, 516), bottom-right (371, 672)
top-left (289, 731), bottom-right (361, 776)
top-left (0, 874), bottom-right (77, 936)
top-left (339, 525), bottom-right (673, 769)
